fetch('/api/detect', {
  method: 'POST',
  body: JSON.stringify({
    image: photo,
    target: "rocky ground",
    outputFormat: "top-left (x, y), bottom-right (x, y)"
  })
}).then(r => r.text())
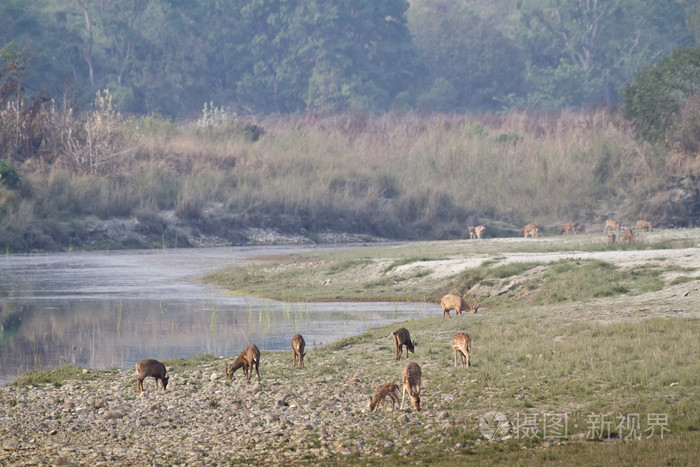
top-left (0, 352), bottom-right (467, 466)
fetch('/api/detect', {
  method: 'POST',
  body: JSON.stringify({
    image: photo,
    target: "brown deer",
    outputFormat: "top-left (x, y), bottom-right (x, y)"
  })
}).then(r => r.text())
top-left (369, 382), bottom-right (400, 412)
top-left (468, 226), bottom-right (476, 239)
top-left (474, 225), bottom-right (485, 239)
top-left (621, 227), bottom-right (635, 244)
top-left (392, 327), bottom-right (416, 360)
top-left (440, 294), bottom-right (478, 318)
top-left (604, 219), bottom-right (621, 232)
top-left (400, 362), bottom-right (422, 411)
top-left (520, 223), bottom-right (538, 238)
top-left (636, 220), bottom-right (653, 232)
top-left (226, 344), bottom-right (260, 381)
top-left (136, 359), bottom-right (169, 392)
top-left (560, 221), bottom-right (583, 234)
top-left (608, 232), bottom-right (616, 244)
top-left (292, 334), bottom-right (306, 368)
top-left (452, 333), bottom-right (472, 368)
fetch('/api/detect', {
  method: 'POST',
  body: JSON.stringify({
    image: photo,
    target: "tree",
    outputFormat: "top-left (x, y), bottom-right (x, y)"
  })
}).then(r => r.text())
top-left (516, 0), bottom-right (697, 106)
top-left (621, 46), bottom-right (700, 147)
top-left (409, 0), bottom-right (525, 112)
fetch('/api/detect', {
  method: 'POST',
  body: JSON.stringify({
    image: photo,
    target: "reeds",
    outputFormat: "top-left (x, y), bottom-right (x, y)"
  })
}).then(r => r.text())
top-left (0, 105), bottom-right (686, 251)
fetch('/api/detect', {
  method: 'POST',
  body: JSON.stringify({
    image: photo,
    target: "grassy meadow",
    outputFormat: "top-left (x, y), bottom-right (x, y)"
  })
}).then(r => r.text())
top-left (3, 101), bottom-right (699, 251)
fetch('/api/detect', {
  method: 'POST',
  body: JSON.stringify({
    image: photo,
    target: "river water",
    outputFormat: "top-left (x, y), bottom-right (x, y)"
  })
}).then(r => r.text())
top-left (0, 244), bottom-right (434, 385)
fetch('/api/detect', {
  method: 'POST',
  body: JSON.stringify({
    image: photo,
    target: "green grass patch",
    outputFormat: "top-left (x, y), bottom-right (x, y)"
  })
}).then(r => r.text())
top-left (11, 364), bottom-right (100, 388)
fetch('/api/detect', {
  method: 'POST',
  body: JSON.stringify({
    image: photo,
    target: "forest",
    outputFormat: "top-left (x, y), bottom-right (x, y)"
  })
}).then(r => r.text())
top-left (1, 0), bottom-right (700, 251)
top-left (2, 0), bottom-right (698, 116)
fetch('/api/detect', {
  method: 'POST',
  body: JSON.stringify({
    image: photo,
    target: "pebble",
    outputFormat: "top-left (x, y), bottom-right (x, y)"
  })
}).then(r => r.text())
top-left (0, 355), bottom-right (472, 464)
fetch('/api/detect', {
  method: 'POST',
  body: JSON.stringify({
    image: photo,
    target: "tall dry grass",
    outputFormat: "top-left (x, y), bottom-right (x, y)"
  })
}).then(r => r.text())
top-left (0, 104), bottom-right (689, 251)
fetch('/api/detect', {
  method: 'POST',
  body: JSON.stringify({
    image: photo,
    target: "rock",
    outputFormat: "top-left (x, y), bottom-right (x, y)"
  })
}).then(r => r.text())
top-left (103, 410), bottom-right (125, 420)
top-left (247, 383), bottom-right (262, 394)
top-left (210, 372), bottom-right (219, 381)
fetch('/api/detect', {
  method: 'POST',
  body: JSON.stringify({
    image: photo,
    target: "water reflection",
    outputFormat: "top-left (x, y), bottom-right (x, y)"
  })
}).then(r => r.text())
top-left (0, 245), bottom-right (432, 385)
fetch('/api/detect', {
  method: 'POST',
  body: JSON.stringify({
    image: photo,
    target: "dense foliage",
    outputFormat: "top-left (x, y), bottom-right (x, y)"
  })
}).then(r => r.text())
top-left (622, 46), bottom-right (700, 153)
top-left (1, 0), bottom-right (697, 116)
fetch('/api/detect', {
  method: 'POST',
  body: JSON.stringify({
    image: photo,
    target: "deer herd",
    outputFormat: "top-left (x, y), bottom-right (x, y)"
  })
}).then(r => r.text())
top-left (467, 218), bottom-right (654, 244)
top-left (135, 294), bottom-right (479, 415)
top-left (134, 215), bottom-right (656, 414)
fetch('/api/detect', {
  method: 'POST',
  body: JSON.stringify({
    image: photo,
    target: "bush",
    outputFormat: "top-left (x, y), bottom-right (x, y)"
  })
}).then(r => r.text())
top-left (0, 160), bottom-right (21, 188)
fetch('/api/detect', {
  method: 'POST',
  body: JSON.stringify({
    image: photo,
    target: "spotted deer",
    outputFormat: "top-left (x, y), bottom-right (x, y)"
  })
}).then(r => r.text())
top-left (369, 382), bottom-right (400, 412)
top-left (392, 328), bottom-right (416, 360)
top-left (621, 227), bottom-right (635, 244)
top-left (226, 344), bottom-right (260, 381)
top-left (561, 221), bottom-right (583, 234)
top-left (400, 362), bottom-right (422, 411)
top-left (520, 223), bottom-right (538, 238)
top-left (452, 333), bottom-right (472, 368)
top-left (292, 334), bottom-right (306, 368)
top-left (604, 219), bottom-right (621, 232)
top-left (636, 220), bottom-right (653, 232)
top-left (440, 294), bottom-right (478, 319)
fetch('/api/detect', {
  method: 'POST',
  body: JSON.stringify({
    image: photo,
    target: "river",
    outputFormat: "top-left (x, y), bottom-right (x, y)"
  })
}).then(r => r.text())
top-left (0, 244), bottom-right (434, 385)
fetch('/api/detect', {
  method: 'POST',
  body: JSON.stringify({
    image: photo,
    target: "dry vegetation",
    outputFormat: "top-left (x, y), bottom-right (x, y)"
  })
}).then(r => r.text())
top-left (2, 97), bottom-right (700, 251)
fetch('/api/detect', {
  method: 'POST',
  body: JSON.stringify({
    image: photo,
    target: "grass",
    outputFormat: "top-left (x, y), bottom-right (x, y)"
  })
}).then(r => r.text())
top-left (10, 364), bottom-right (101, 387)
top-left (6, 234), bottom-right (700, 464)
top-left (1, 108), bottom-right (693, 252)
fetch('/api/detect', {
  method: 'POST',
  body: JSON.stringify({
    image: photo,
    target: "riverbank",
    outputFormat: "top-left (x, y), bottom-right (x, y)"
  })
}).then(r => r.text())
top-left (2, 233), bottom-right (699, 465)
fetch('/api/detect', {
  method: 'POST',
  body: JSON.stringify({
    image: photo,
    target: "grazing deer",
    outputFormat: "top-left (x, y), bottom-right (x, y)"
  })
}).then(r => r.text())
top-left (604, 219), bottom-right (621, 232)
top-left (452, 333), bottom-right (472, 368)
top-left (392, 328), bottom-right (416, 360)
top-left (369, 383), bottom-right (400, 412)
top-left (440, 294), bottom-right (478, 318)
top-left (621, 227), bottom-right (635, 244)
top-left (636, 220), bottom-right (653, 232)
top-left (520, 223), bottom-right (538, 238)
top-left (474, 225), bottom-right (486, 239)
top-left (136, 359), bottom-right (169, 392)
top-left (226, 344), bottom-right (260, 381)
top-left (292, 334), bottom-right (306, 368)
top-left (561, 221), bottom-right (583, 235)
top-left (400, 362), bottom-right (422, 411)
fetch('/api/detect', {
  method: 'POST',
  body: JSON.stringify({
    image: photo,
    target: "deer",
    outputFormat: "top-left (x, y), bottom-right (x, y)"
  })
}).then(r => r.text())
top-left (400, 362), bottom-right (421, 411)
top-left (440, 294), bottom-right (478, 318)
top-left (136, 359), bottom-right (169, 392)
top-left (468, 226), bottom-right (476, 239)
top-left (561, 221), bottom-right (583, 235)
top-left (608, 232), bottom-right (616, 244)
top-left (292, 334), bottom-right (306, 368)
top-left (474, 225), bottom-right (486, 239)
top-left (452, 333), bottom-right (472, 368)
top-left (604, 219), bottom-right (621, 232)
top-left (636, 220), bottom-right (653, 232)
top-left (520, 223), bottom-right (538, 238)
top-left (621, 227), bottom-right (635, 244)
top-left (369, 382), bottom-right (400, 412)
top-left (226, 344), bottom-right (260, 381)
top-left (392, 327), bottom-right (416, 360)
